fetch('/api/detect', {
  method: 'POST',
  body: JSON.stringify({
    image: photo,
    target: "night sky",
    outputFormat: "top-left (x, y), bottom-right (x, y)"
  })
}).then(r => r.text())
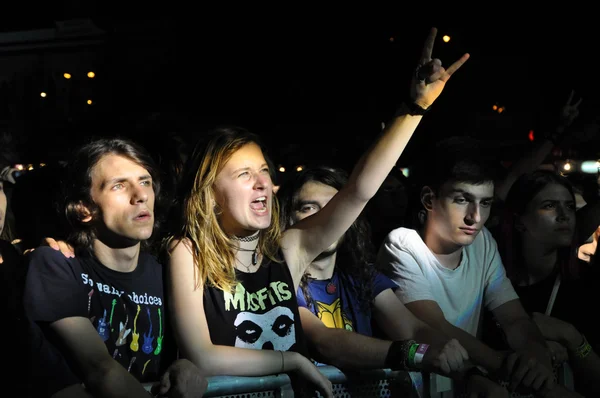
top-left (1, 12), bottom-right (599, 173)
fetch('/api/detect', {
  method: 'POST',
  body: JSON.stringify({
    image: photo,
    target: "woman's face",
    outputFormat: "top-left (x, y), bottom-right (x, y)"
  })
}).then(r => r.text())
top-left (213, 143), bottom-right (273, 237)
top-left (518, 183), bottom-right (576, 249)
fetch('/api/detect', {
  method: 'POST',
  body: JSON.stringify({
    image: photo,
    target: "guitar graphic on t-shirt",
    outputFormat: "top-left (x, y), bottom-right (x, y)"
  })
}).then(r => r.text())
top-left (116, 304), bottom-right (131, 346)
top-left (130, 305), bottom-right (141, 352)
top-left (154, 308), bottom-right (163, 355)
top-left (142, 307), bottom-right (154, 354)
top-left (96, 309), bottom-right (109, 342)
top-left (109, 298), bottom-right (116, 331)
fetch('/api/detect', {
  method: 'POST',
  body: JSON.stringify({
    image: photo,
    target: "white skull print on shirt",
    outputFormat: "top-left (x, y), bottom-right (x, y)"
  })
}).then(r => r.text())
top-left (234, 306), bottom-right (296, 350)
top-left (202, 260), bottom-right (308, 355)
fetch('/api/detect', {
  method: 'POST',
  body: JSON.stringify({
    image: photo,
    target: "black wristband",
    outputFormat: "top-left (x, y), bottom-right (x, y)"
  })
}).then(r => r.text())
top-left (384, 340), bottom-right (416, 371)
top-left (395, 101), bottom-right (429, 117)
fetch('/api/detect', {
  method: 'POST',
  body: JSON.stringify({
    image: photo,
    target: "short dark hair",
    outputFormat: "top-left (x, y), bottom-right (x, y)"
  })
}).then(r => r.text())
top-left (62, 138), bottom-right (163, 254)
top-left (412, 136), bottom-right (497, 195)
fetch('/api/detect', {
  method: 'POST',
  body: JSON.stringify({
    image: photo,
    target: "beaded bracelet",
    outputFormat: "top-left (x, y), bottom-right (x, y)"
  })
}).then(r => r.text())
top-left (574, 334), bottom-right (592, 359)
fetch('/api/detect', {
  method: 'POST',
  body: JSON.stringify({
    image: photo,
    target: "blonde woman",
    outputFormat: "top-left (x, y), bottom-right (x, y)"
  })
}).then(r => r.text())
top-left (166, 27), bottom-right (470, 396)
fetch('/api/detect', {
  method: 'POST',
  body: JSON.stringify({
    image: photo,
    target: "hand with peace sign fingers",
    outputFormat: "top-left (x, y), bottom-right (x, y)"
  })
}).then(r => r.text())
top-left (558, 89), bottom-right (582, 131)
top-left (411, 27), bottom-right (470, 110)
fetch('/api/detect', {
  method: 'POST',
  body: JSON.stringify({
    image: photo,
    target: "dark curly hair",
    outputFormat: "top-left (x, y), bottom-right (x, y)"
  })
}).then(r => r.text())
top-left (277, 166), bottom-right (377, 315)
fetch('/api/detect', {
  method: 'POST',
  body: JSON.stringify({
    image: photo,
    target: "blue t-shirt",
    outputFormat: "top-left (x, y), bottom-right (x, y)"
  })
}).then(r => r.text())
top-left (297, 269), bottom-right (397, 337)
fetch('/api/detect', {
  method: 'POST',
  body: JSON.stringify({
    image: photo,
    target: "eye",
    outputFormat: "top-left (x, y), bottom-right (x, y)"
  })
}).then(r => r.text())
top-left (112, 183), bottom-right (124, 191)
top-left (141, 180), bottom-right (152, 187)
top-left (238, 171), bottom-right (250, 178)
top-left (542, 203), bottom-right (556, 209)
top-left (481, 200), bottom-right (493, 208)
top-left (454, 197), bottom-right (467, 204)
top-left (299, 205), bottom-right (317, 213)
top-left (261, 167), bottom-right (270, 174)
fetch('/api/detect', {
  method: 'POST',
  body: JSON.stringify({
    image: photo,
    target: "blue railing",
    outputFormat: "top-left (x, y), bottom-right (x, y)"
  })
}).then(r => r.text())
top-left (143, 365), bottom-right (419, 397)
top-left (142, 363), bottom-right (575, 397)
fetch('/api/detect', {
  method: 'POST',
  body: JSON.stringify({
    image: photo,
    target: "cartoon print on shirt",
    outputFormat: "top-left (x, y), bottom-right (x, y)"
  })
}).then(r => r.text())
top-left (315, 298), bottom-right (353, 331)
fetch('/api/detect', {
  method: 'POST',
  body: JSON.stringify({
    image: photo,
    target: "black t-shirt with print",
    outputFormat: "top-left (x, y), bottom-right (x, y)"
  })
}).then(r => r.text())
top-left (24, 246), bottom-right (166, 383)
top-left (1, 240), bottom-right (81, 397)
top-left (203, 259), bottom-right (309, 356)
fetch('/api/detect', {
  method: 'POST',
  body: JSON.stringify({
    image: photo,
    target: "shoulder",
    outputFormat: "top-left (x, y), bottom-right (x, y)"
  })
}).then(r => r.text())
top-left (384, 227), bottom-right (414, 243)
top-left (168, 237), bottom-right (193, 255)
top-left (26, 246), bottom-right (78, 274)
top-left (469, 226), bottom-right (499, 255)
top-left (380, 228), bottom-right (424, 258)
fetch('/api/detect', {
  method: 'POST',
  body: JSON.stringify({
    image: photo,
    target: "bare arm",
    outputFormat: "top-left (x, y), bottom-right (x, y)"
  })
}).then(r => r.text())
top-left (372, 288), bottom-right (448, 347)
top-left (302, 303), bottom-right (468, 377)
top-left (283, 28), bottom-right (470, 289)
top-left (492, 300), bottom-right (552, 367)
top-left (167, 239), bottom-right (332, 398)
top-left (533, 312), bottom-right (600, 396)
top-left (50, 317), bottom-right (150, 398)
top-left (404, 299), bottom-right (505, 373)
top-left (300, 306), bottom-right (393, 370)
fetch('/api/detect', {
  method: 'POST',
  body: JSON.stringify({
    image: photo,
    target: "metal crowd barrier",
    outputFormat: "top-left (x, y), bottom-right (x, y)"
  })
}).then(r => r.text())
top-left (144, 366), bottom-right (419, 397)
top-left (142, 362), bottom-right (576, 397)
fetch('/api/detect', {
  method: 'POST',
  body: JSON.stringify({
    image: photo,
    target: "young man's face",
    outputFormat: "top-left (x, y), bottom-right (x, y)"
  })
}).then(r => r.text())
top-left (427, 180), bottom-right (494, 249)
top-left (0, 181), bottom-right (6, 237)
top-left (87, 154), bottom-right (155, 245)
top-left (291, 180), bottom-right (342, 255)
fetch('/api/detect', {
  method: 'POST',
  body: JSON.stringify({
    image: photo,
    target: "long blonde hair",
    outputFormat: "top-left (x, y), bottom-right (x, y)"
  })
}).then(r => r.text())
top-left (167, 126), bottom-right (282, 292)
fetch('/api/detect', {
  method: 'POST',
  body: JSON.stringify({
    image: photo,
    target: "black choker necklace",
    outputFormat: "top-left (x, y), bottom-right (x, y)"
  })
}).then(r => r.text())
top-left (232, 234), bottom-right (259, 242)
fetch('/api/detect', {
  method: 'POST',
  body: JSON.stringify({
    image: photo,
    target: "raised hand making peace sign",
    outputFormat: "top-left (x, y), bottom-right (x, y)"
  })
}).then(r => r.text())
top-left (411, 27), bottom-right (470, 110)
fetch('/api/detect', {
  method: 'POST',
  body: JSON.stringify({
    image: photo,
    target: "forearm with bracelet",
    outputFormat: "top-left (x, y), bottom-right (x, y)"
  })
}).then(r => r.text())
top-left (384, 340), bottom-right (430, 371)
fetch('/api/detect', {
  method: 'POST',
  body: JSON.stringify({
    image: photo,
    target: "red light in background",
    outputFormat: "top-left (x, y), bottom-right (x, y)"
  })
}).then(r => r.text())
top-left (528, 130), bottom-right (535, 142)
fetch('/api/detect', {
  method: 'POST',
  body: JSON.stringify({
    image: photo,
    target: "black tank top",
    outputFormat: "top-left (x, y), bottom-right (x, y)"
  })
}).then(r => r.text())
top-left (203, 258), bottom-right (308, 356)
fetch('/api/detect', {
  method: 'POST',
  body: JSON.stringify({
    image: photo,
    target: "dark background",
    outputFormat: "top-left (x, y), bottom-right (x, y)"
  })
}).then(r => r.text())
top-left (1, 10), bottom-right (599, 173)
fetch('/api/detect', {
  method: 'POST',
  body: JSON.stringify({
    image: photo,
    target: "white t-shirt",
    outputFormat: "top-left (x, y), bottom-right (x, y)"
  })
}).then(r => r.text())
top-left (376, 227), bottom-right (518, 337)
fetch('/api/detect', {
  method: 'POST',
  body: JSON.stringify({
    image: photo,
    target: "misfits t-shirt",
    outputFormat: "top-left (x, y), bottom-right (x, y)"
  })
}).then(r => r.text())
top-left (24, 247), bottom-right (166, 383)
top-left (203, 259), bottom-right (308, 355)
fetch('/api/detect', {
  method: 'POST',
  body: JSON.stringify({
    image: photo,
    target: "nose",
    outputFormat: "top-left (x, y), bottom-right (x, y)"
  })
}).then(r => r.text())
top-left (465, 203), bottom-right (481, 226)
top-left (556, 204), bottom-right (570, 223)
top-left (254, 172), bottom-right (271, 191)
top-left (131, 184), bottom-right (149, 204)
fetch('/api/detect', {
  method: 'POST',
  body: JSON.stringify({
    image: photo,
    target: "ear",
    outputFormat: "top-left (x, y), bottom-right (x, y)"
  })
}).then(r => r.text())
top-left (420, 186), bottom-right (435, 211)
top-left (75, 202), bottom-right (93, 223)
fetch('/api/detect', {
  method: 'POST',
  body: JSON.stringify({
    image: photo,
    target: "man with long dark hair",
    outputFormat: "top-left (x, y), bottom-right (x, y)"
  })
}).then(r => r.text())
top-left (23, 138), bottom-right (206, 398)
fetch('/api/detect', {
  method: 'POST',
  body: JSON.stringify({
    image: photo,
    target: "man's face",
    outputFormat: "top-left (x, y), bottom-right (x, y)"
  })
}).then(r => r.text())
top-left (87, 154), bottom-right (155, 246)
top-left (0, 181), bottom-right (6, 237)
top-left (427, 181), bottom-right (495, 250)
top-left (291, 180), bottom-right (342, 255)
